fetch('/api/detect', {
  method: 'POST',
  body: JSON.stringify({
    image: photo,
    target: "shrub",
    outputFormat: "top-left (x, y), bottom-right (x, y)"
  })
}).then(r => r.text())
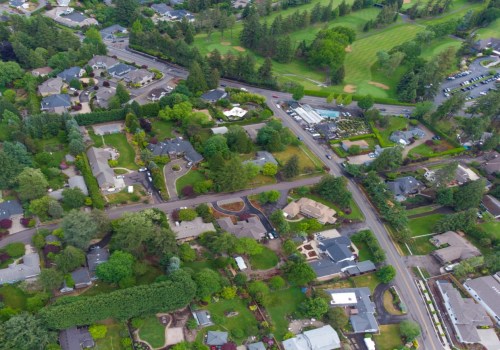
top-left (181, 186), bottom-right (195, 198)
top-left (179, 209), bottom-right (197, 221)
top-left (0, 219), bottom-right (12, 229)
top-left (75, 154), bottom-right (106, 209)
top-left (5, 243), bottom-right (25, 258)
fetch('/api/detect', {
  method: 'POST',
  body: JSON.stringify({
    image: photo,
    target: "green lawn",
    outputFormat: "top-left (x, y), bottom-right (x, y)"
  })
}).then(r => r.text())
top-left (176, 169), bottom-right (206, 195)
top-left (103, 133), bottom-right (138, 170)
top-left (95, 321), bottom-right (127, 350)
top-left (406, 205), bottom-right (440, 216)
top-left (476, 18), bottom-right (500, 39)
top-left (420, 37), bottom-right (462, 61)
top-left (248, 246), bottom-right (279, 270)
top-left (88, 128), bottom-right (104, 147)
top-left (350, 236), bottom-right (371, 262)
top-left (479, 220), bottom-right (500, 239)
top-left (139, 315), bottom-right (166, 349)
top-left (408, 236), bottom-right (438, 255)
top-left (352, 273), bottom-right (381, 293)
top-left (408, 214), bottom-right (445, 237)
top-left (273, 145), bottom-right (323, 174)
top-left (266, 287), bottom-right (307, 340)
top-left (182, 260), bottom-right (216, 273)
top-left (374, 325), bottom-right (403, 350)
top-left (204, 298), bottom-right (259, 344)
top-left (377, 117), bottom-right (409, 145)
top-left (408, 143), bottom-right (435, 157)
top-left (152, 119), bottom-right (175, 140)
top-left (136, 263), bottom-right (164, 285)
top-left (0, 285), bottom-right (28, 310)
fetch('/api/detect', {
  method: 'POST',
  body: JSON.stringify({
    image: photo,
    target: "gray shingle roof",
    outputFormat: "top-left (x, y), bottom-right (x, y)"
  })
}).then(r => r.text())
top-left (38, 77), bottom-right (64, 96)
top-left (201, 89), bottom-right (227, 102)
top-left (464, 275), bottom-right (500, 325)
top-left (386, 176), bottom-right (424, 197)
top-left (87, 247), bottom-right (109, 279)
top-left (309, 258), bottom-right (342, 278)
top-left (108, 63), bottom-right (135, 77)
top-left (389, 128), bottom-right (425, 144)
top-left (217, 216), bottom-right (266, 240)
top-left (41, 94), bottom-right (71, 110)
top-left (0, 200), bottom-right (23, 220)
top-left (282, 325), bottom-right (341, 350)
top-left (57, 67), bottom-right (82, 82)
top-left (0, 253), bottom-right (41, 284)
top-left (147, 138), bottom-right (203, 163)
top-left (430, 231), bottom-right (481, 264)
top-left (319, 236), bottom-right (353, 263)
top-left (244, 151), bottom-right (278, 167)
top-left (247, 342), bottom-right (266, 350)
top-left (86, 147), bottom-right (115, 189)
top-left (68, 175), bottom-right (89, 196)
top-left (151, 3), bottom-right (172, 14)
top-left (206, 331), bottom-right (228, 346)
top-left (193, 310), bottom-right (213, 326)
top-left (71, 267), bottom-right (92, 287)
top-left (100, 24), bottom-right (127, 40)
top-left (59, 327), bottom-right (95, 350)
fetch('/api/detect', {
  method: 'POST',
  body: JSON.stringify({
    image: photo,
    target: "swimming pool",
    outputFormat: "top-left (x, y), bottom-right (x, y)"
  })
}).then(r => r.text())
top-left (315, 109), bottom-right (340, 118)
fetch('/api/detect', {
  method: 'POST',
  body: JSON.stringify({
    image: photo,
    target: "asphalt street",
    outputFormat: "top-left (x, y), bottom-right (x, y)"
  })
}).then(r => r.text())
top-left (2, 45), bottom-right (443, 349)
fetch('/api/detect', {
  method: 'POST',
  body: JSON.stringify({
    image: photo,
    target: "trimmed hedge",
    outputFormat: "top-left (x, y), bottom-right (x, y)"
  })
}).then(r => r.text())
top-left (418, 118), bottom-right (461, 147)
top-left (369, 121), bottom-right (395, 148)
top-left (303, 90), bottom-right (415, 106)
top-left (75, 154), bottom-right (106, 209)
top-left (151, 167), bottom-right (168, 200)
top-left (332, 146), bottom-right (348, 157)
top-left (74, 109), bottom-right (127, 126)
top-left (351, 230), bottom-right (386, 264)
top-left (330, 133), bottom-right (376, 144)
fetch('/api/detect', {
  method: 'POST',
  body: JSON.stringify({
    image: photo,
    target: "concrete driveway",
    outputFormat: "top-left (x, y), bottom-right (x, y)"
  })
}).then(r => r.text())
top-left (164, 159), bottom-right (189, 200)
top-left (403, 124), bottom-right (434, 157)
top-left (123, 171), bottom-right (162, 204)
top-left (373, 283), bottom-right (407, 325)
top-left (403, 255), bottom-right (442, 276)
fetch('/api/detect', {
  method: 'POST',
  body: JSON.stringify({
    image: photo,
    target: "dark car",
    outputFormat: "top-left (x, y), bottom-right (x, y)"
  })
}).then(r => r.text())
top-left (272, 95), bottom-right (279, 98)
top-left (326, 154), bottom-right (332, 160)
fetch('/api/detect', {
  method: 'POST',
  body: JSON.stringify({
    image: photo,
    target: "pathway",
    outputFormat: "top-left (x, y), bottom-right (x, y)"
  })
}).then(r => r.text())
top-left (402, 124), bottom-right (435, 157)
top-left (164, 159), bottom-right (190, 200)
top-left (373, 283), bottom-right (407, 325)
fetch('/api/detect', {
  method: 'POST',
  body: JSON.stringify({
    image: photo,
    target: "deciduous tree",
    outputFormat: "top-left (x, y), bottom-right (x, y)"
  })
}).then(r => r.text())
top-left (54, 246), bottom-right (86, 274)
top-left (16, 168), bottom-right (48, 201)
top-left (61, 210), bottom-right (98, 249)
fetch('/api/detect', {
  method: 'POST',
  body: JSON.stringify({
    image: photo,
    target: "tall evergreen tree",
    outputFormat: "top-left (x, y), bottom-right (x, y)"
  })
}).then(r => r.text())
top-left (186, 61), bottom-right (208, 93)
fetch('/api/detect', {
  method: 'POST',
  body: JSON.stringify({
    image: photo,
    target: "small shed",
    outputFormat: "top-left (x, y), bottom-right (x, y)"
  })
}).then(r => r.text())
top-left (235, 256), bottom-right (247, 270)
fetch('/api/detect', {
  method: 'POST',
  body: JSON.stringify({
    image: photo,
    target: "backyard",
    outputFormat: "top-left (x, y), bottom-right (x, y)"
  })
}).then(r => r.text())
top-left (248, 246), bottom-right (279, 270)
top-left (407, 236), bottom-right (438, 256)
top-left (152, 119), bottom-right (175, 140)
top-left (138, 315), bottom-right (166, 349)
top-left (266, 287), bottom-right (306, 340)
top-left (408, 214), bottom-right (445, 237)
top-left (290, 191), bottom-right (364, 221)
top-left (94, 320), bottom-right (128, 350)
top-left (375, 117), bottom-right (408, 146)
top-left (176, 169), bottom-right (206, 195)
top-left (351, 273), bottom-right (381, 293)
top-left (102, 133), bottom-right (138, 170)
top-left (408, 140), bottom-right (455, 158)
top-left (479, 220), bottom-right (500, 240)
top-left (273, 145), bottom-right (323, 174)
top-left (106, 185), bottom-right (148, 206)
top-left (0, 285), bottom-right (28, 310)
top-left (374, 325), bottom-right (403, 350)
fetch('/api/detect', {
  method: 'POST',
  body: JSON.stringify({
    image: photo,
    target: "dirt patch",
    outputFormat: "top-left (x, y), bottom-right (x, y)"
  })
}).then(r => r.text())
top-left (220, 201), bottom-right (245, 212)
top-left (345, 45), bottom-right (352, 53)
top-left (221, 41), bottom-right (231, 46)
top-left (233, 46), bottom-right (246, 52)
top-left (343, 84), bottom-right (357, 93)
top-left (194, 109), bottom-right (212, 120)
top-left (368, 81), bottom-right (390, 90)
top-left (403, 0), bottom-right (411, 3)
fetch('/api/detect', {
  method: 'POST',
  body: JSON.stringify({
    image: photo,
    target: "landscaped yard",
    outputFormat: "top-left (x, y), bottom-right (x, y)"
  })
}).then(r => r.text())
top-left (152, 119), bottom-right (175, 140)
top-left (479, 220), bottom-right (500, 239)
top-left (175, 169), bottom-right (206, 195)
top-left (103, 133), bottom-right (138, 170)
top-left (408, 236), bottom-right (438, 256)
top-left (374, 325), bottom-right (403, 350)
top-left (266, 287), bottom-right (306, 340)
top-left (273, 145), bottom-right (323, 174)
top-left (0, 285), bottom-right (28, 310)
top-left (408, 214), bottom-right (444, 237)
top-left (352, 273), bottom-right (381, 293)
top-left (106, 185), bottom-right (147, 205)
top-left (376, 117), bottom-right (408, 146)
top-left (406, 205), bottom-right (440, 217)
top-left (248, 246), bottom-right (279, 270)
top-left (291, 192), bottom-right (364, 221)
top-left (95, 320), bottom-right (128, 350)
top-left (138, 315), bottom-right (166, 349)
top-left (182, 259), bottom-right (216, 273)
top-left (408, 140), bottom-right (455, 158)
top-left (204, 298), bottom-right (259, 344)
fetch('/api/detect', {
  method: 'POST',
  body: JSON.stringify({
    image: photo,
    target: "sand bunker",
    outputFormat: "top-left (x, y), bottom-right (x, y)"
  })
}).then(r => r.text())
top-left (345, 45), bottom-right (352, 53)
top-left (344, 84), bottom-right (357, 93)
top-left (221, 42), bottom-right (231, 46)
top-left (233, 46), bottom-right (246, 52)
top-left (368, 81), bottom-right (390, 90)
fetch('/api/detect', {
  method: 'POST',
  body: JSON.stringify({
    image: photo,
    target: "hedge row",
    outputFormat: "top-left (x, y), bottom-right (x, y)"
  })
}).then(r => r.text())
top-left (74, 109), bottom-right (127, 126)
top-left (75, 154), bottom-right (106, 209)
top-left (332, 145), bottom-right (348, 158)
top-left (418, 118), bottom-right (461, 147)
top-left (369, 122), bottom-right (395, 148)
top-left (330, 133), bottom-right (376, 144)
top-left (303, 90), bottom-right (415, 106)
top-left (351, 230), bottom-right (386, 264)
top-left (151, 167), bottom-right (168, 200)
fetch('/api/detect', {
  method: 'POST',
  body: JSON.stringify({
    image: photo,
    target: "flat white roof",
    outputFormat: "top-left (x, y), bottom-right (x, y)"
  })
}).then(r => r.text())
top-left (330, 292), bottom-right (357, 305)
top-left (294, 104), bottom-right (324, 124)
top-left (235, 256), bottom-right (247, 270)
top-left (223, 107), bottom-right (247, 118)
top-left (364, 338), bottom-right (376, 350)
top-left (211, 126), bottom-right (228, 135)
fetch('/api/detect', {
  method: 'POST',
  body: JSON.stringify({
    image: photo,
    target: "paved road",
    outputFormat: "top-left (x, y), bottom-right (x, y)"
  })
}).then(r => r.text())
top-left (373, 283), bottom-right (407, 325)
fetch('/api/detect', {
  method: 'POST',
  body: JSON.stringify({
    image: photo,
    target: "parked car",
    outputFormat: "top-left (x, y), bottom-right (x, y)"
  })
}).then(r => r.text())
top-left (326, 154), bottom-right (332, 160)
top-left (139, 167), bottom-right (147, 172)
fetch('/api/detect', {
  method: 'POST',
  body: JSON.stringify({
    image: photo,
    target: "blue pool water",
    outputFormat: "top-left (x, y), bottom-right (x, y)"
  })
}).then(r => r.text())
top-left (315, 109), bottom-right (340, 118)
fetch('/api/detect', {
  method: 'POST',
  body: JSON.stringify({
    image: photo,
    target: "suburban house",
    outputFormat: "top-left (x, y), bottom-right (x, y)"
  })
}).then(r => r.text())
top-left (108, 63), bottom-right (135, 78)
top-left (454, 164), bottom-right (480, 186)
top-left (100, 24), bottom-right (128, 41)
top-left (211, 126), bottom-right (229, 135)
top-left (235, 256), bottom-right (247, 270)
top-left (147, 138), bottom-right (203, 164)
top-left (206, 331), bottom-right (228, 346)
top-left (386, 176), bottom-right (425, 201)
top-left (151, 3), bottom-right (172, 15)
top-left (463, 273), bottom-right (500, 327)
top-left (88, 55), bottom-right (119, 70)
top-left (87, 247), bottom-right (109, 280)
top-left (244, 151), bottom-right (278, 167)
top-left (147, 87), bottom-right (170, 101)
top-left (217, 216), bottom-right (267, 240)
top-left (482, 153), bottom-right (500, 176)
top-left (40, 94), bottom-right (72, 113)
top-left (59, 327), bottom-right (95, 350)
top-left (319, 236), bottom-right (355, 264)
top-left (315, 122), bottom-right (337, 140)
top-left (243, 123), bottom-right (266, 141)
top-left (223, 107), bottom-right (247, 119)
top-left (86, 147), bottom-right (115, 191)
top-left (192, 310), bottom-right (213, 327)
top-left (163, 9), bottom-right (195, 22)
top-left (341, 140), bottom-right (369, 152)
top-left (346, 145), bottom-right (389, 166)
top-left (60, 267), bottom-right (92, 293)
top-left (93, 88), bottom-right (116, 109)
top-left (481, 194), bottom-right (500, 219)
top-left (389, 128), bottom-right (425, 146)
top-left (283, 198), bottom-right (337, 224)
top-left (201, 89), bottom-right (227, 103)
top-left (68, 175), bottom-right (89, 196)
top-left (282, 325), bottom-right (341, 350)
top-left (0, 252), bottom-right (41, 284)
top-left (436, 280), bottom-right (494, 344)
top-left (124, 68), bottom-right (154, 86)
top-left (38, 77), bottom-right (64, 96)
top-left (0, 199), bottom-right (24, 221)
top-left (327, 288), bottom-right (379, 333)
top-left (50, 7), bottom-right (99, 27)
top-left (247, 342), bottom-right (266, 350)
top-left (32, 67), bottom-right (53, 77)
top-left (9, 0), bottom-right (28, 9)
top-left (57, 67), bottom-right (84, 83)
top-left (473, 38), bottom-right (500, 55)
top-left (171, 217), bottom-right (216, 242)
top-left (430, 231), bottom-right (481, 264)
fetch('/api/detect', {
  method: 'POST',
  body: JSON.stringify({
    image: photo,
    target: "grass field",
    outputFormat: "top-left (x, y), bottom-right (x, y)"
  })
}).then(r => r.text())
top-left (139, 315), bottom-right (166, 349)
top-left (273, 145), bottom-right (322, 174)
top-left (266, 287), bottom-right (307, 340)
top-left (102, 133), bottom-right (138, 170)
top-left (204, 298), bottom-right (259, 344)
top-left (374, 325), bottom-right (403, 350)
top-left (152, 119), bottom-right (175, 140)
top-left (475, 18), bottom-right (500, 39)
top-left (248, 246), bottom-right (279, 270)
top-left (176, 169), bottom-right (206, 195)
top-left (408, 213), bottom-right (444, 237)
top-left (0, 285), bottom-right (28, 310)
top-left (95, 321), bottom-right (127, 350)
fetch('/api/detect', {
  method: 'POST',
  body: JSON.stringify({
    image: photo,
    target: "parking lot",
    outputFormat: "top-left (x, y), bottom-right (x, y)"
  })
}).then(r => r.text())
top-left (436, 57), bottom-right (500, 105)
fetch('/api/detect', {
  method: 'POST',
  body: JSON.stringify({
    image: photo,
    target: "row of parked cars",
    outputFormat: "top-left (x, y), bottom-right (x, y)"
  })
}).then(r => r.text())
top-left (446, 70), bottom-right (472, 80)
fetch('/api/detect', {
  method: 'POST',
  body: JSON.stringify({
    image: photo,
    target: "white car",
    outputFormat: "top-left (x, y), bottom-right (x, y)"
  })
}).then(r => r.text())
top-left (139, 167), bottom-right (147, 172)
top-left (116, 175), bottom-right (124, 179)
top-left (148, 176), bottom-right (153, 182)
top-left (240, 87), bottom-right (248, 92)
